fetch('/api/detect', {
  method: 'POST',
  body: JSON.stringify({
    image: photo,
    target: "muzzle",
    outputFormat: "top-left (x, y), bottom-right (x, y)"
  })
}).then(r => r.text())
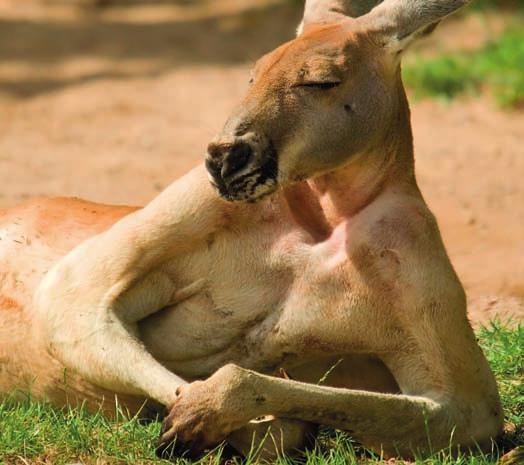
top-left (205, 132), bottom-right (278, 202)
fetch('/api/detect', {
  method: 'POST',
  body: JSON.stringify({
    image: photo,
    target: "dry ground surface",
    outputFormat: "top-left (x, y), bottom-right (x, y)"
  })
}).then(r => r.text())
top-left (0, 0), bottom-right (523, 326)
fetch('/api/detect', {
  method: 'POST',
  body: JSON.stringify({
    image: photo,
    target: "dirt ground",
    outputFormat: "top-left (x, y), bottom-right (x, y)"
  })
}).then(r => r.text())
top-left (0, 0), bottom-right (523, 325)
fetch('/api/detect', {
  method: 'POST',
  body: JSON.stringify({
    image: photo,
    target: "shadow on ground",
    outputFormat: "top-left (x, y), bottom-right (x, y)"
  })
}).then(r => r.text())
top-left (0, 1), bottom-right (301, 98)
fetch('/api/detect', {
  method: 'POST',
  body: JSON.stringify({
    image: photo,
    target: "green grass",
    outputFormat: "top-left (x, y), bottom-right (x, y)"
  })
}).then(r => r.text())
top-left (1, 323), bottom-right (522, 465)
top-left (403, 28), bottom-right (524, 108)
top-left (479, 323), bottom-right (524, 446)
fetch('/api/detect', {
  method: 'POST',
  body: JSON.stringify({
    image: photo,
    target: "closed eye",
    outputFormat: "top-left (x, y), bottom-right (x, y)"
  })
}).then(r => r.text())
top-left (295, 81), bottom-right (341, 90)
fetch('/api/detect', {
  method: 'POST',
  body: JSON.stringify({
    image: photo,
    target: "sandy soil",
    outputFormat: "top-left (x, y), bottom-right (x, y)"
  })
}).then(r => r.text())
top-left (0, 0), bottom-right (522, 325)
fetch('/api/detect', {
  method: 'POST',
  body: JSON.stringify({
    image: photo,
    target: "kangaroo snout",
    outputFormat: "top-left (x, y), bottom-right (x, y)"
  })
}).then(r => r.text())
top-left (207, 140), bottom-right (254, 180)
top-left (205, 133), bottom-right (278, 203)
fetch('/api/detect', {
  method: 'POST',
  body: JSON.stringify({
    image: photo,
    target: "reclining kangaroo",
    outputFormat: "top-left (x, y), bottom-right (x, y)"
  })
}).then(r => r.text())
top-left (0, 0), bottom-right (503, 460)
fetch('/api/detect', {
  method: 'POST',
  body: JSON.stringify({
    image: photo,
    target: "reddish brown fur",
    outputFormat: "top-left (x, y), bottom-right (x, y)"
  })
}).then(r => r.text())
top-left (0, 295), bottom-right (21, 312)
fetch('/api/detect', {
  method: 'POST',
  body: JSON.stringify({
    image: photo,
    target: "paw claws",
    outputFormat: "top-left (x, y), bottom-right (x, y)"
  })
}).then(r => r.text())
top-left (155, 439), bottom-right (176, 459)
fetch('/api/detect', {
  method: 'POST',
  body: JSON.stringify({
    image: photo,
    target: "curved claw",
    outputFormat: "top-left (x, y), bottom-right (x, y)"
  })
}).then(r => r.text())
top-left (156, 433), bottom-right (208, 461)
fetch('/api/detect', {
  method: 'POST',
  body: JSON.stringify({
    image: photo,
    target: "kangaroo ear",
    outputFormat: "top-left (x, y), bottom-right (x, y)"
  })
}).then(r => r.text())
top-left (298, 0), bottom-right (382, 35)
top-left (362, 0), bottom-right (470, 53)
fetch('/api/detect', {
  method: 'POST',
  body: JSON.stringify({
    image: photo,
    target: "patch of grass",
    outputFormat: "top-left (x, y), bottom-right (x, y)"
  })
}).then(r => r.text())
top-left (0, 323), bottom-right (522, 465)
top-left (478, 322), bottom-right (524, 447)
top-left (403, 29), bottom-right (524, 107)
top-left (0, 401), bottom-right (174, 465)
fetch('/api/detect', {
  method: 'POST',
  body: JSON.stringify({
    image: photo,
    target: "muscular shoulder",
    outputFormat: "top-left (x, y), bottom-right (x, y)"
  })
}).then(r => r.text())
top-left (347, 192), bottom-right (464, 304)
top-left (349, 193), bottom-right (440, 256)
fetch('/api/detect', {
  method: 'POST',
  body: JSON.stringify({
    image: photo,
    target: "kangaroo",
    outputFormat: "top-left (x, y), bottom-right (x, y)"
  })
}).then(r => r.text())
top-left (0, 0), bottom-right (503, 460)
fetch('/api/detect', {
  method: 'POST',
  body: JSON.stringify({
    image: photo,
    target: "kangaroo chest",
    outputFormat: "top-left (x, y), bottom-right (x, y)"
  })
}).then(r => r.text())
top-left (137, 216), bottom-right (387, 380)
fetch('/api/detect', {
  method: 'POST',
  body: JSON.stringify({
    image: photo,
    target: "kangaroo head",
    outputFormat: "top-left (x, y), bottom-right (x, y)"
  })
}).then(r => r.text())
top-left (206, 0), bottom-right (470, 202)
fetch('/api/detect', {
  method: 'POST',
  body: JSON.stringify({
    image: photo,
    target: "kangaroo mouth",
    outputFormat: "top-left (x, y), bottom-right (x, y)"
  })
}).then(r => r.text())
top-left (205, 145), bottom-right (279, 202)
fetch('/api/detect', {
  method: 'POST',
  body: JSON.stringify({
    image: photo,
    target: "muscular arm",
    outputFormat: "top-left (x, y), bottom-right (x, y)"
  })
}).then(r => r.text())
top-left (80, 165), bottom-right (230, 278)
top-left (32, 165), bottom-right (230, 405)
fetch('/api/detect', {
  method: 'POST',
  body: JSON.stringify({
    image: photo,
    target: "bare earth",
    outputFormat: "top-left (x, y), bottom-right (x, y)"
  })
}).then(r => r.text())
top-left (0, 0), bottom-right (523, 326)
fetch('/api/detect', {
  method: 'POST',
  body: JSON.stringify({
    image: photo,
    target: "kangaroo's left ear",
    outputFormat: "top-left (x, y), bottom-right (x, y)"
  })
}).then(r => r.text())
top-left (360, 0), bottom-right (471, 53)
top-left (299, 0), bottom-right (382, 35)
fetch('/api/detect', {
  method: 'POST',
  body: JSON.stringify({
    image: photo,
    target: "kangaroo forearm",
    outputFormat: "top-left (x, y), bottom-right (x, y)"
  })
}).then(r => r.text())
top-left (240, 370), bottom-right (452, 451)
top-left (256, 374), bottom-right (436, 424)
top-left (158, 364), bottom-right (456, 458)
top-left (52, 315), bottom-right (185, 404)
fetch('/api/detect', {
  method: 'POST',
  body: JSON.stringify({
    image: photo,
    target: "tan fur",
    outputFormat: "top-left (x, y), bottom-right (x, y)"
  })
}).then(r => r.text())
top-left (0, 0), bottom-right (502, 460)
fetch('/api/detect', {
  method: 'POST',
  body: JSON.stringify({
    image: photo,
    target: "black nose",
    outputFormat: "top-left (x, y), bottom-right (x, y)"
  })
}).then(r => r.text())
top-left (207, 141), bottom-right (253, 179)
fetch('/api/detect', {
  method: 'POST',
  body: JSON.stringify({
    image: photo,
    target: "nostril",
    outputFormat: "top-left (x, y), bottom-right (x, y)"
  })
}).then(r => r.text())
top-left (220, 143), bottom-right (253, 179)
